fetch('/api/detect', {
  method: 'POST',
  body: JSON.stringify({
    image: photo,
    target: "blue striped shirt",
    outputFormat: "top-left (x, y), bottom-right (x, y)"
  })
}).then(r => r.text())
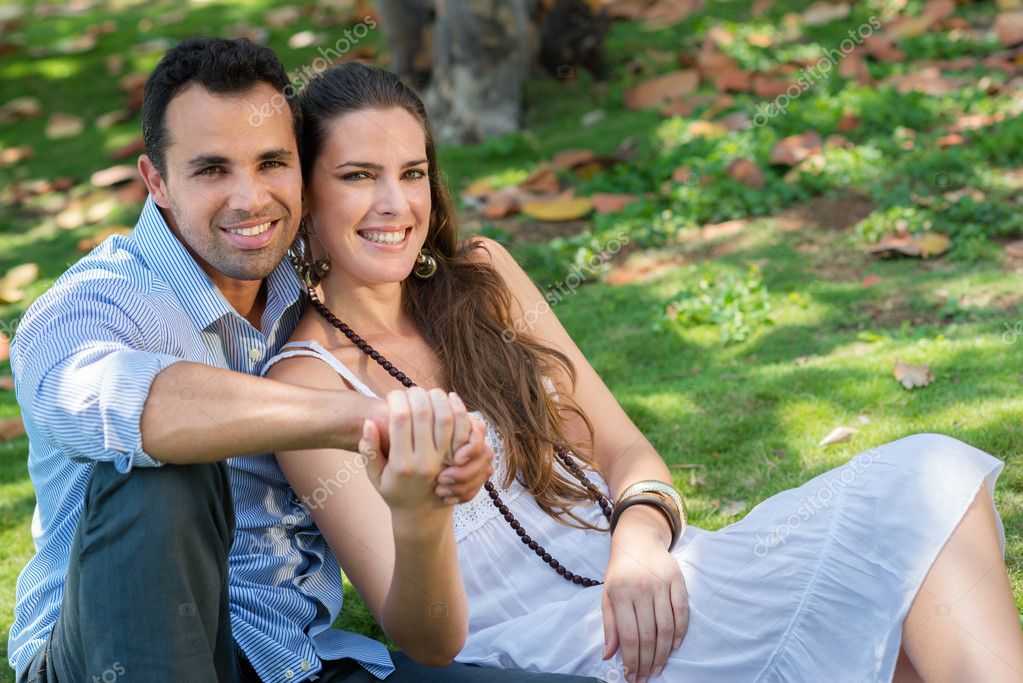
top-left (8, 196), bottom-right (394, 682)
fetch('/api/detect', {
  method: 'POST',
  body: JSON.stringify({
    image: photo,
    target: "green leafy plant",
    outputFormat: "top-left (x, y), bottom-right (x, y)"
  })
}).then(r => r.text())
top-left (664, 264), bottom-right (773, 344)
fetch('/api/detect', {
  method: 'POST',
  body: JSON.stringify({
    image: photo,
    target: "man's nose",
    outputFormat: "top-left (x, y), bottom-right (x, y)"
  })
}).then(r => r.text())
top-left (227, 171), bottom-right (273, 213)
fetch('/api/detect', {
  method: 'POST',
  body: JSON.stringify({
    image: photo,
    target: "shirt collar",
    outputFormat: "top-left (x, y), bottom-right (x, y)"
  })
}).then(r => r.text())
top-left (133, 195), bottom-right (304, 334)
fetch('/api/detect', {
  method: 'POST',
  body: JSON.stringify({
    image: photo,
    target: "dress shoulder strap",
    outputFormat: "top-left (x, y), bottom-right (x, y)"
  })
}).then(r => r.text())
top-left (262, 340), bottom-right (380, 399)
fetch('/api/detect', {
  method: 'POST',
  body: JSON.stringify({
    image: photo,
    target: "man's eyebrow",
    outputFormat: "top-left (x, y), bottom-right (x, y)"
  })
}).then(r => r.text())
top-left (187, 154), bottom-right (230, 168)
top-left (334, 159), bottom-right (429, 170)
top-left (186, 149), bottom-right (294, 168)
top-left (258, 148), bottom-right (294, 162)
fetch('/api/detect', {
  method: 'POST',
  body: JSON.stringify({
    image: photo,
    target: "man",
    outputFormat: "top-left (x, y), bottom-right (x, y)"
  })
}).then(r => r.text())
top-left (8, 38), bottom-right (601, 683)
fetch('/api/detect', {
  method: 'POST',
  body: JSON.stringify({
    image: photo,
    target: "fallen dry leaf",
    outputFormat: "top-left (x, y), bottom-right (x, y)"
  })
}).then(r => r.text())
top-left (110, 137), bottom-right (145, 161)
top-left (591, 193), bottom-right (640, 214)
top-left (804, 1), bottom-right (849, 26)
top-left (0, 417), bottom-right (26, 441)
top-left (1004, 240), bottom-right (1023, 259)
top-left (883, 67), bottom-right (965, 96)
top-left (90, 165), bottom-right (138, 188)
top-left (0, 263), bottom-right (39, 303)
top-left (995, 12), bottom-right (1023, 48)
top-left (265, 6), bottom-right (301, 28)
top-left (719, 499), bottom-right (747, 517)
top-left (521, 197), bottom-right (593, 222)
top-left (727, 158), bottom-right (765, 188)
top-left (0, 145), bottom-right (32, 167)
top-left (887, 15), bottom-right (937, 39)
top-left (94, 110), bottom-right (131, 130)
top-left (770, 131), bottom-right (823, 166)
top-left (552, 149), bottom-right (596, 171)
top-left (894, 359), bottom-right (935, 390)
top-left (483, 188), bottom-right (521, 219)
top-left (518, 166), bottom-right (560, 195)
top-left (624, 70), bottom-right (700, 110)
top-left (643, 0), bottom-right (704, 28)
top-left (839, 53), bottom-right (873, 85)
top-left (819, 425), bottom-right (857, 447)
top-left (45, 113), bottom-right (84, 140)
top-left (77, 226), bottom-right (133, 252)
top-left (0, 96), bottom-right (42, 124)
top-left (937, 133), bottom-right (966, 148)
top-left (867, 231), bottom-right (951, 259)
top-left (688, 120), bottom-right (728, 139)
top-left (862, 34), bottom-right (907, 63)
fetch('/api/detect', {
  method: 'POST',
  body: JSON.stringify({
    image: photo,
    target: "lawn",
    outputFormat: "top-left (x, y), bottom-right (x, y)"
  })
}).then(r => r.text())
top-left (3, 0), bottom-right (1023, 679)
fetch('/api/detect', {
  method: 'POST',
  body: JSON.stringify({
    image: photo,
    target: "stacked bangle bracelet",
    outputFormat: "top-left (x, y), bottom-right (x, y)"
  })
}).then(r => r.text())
top-left (609, 480), bottom-right (688, 551)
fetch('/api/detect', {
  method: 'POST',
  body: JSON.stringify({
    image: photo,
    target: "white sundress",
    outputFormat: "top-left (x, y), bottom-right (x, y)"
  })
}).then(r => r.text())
top-left (266, 340), bottom-right (1007, 683)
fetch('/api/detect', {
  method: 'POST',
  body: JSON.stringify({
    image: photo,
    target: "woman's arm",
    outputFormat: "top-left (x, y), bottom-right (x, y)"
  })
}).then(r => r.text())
top-left (265, 355), bottom-right (476, 666)
top-left (475, 237), bottom-right (688, 682)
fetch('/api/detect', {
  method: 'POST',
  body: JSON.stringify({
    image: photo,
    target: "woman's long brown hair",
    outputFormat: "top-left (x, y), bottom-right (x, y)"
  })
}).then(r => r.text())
top-left (300, 62), bottom-right (603, 528)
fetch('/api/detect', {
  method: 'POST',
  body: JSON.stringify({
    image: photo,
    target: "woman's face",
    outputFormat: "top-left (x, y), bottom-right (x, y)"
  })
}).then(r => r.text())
top-left (305, 106), bottom-right (432, 286)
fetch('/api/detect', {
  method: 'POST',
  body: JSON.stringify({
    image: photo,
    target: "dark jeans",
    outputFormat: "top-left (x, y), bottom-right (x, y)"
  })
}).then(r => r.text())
top-left (19, 461), bottom-right (602, 683)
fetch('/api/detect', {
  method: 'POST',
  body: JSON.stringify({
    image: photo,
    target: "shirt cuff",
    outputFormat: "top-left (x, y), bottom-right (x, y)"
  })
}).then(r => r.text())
top-left (99, 351), bottom-right (183, 473)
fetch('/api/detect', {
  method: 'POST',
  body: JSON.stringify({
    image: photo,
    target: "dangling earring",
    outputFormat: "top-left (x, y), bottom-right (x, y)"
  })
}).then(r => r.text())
top-left (288, 219), bottom-right (331, 288)
top-left (413, 248), bottom-right (437, 279)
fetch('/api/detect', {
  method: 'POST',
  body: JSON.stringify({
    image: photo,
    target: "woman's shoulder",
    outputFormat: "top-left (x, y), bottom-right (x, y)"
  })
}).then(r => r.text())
top-left (264, 314), bottom-right (349, 390)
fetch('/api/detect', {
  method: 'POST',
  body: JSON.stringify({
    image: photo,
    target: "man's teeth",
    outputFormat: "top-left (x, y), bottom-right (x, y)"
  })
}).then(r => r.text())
top-left (226, 221), bottom-right (272, 236)
top-left (361, 230), bottom-right (406, 245)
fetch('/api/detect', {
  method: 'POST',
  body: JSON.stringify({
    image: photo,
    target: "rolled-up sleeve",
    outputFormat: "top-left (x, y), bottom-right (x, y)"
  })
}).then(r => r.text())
top-left (12, 276), bottom-right (183, 472)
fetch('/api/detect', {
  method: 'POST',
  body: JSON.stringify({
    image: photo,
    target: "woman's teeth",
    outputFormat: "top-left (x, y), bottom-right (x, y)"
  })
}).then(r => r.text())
top-left (226, 221), bottom-right (272, 236)
top-left (360, 230), bottom-right (406, 245)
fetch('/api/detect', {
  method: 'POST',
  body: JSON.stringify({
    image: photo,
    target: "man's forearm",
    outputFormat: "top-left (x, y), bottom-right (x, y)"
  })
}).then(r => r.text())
top-left (141, 362), bottom-right (387, 464)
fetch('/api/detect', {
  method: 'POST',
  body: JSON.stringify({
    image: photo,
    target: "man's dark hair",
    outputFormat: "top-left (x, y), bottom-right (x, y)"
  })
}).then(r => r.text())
top-left (141, 37), bottom-right (301, 175)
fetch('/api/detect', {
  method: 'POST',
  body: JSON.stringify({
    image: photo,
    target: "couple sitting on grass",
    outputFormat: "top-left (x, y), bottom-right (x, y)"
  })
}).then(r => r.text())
top-left (8, 37), bottom-right (1022, 683)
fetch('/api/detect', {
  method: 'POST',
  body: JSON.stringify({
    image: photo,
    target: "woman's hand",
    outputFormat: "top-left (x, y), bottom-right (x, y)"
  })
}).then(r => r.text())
top-left (358, 386), bottom-right (469, 512)
top-left (601, 506), bottom-right (689, 682)
top-left (360, 386), bottom-right (491, 509)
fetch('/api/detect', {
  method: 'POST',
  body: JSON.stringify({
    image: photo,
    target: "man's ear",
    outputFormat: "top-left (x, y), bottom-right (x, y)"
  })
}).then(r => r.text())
top-left (138, 154), bottom-right (170, 208)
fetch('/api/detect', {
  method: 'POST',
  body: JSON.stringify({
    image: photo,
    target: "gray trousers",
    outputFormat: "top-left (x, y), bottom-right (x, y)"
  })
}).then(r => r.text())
top-left (18, 461), bottom-right (602, 683)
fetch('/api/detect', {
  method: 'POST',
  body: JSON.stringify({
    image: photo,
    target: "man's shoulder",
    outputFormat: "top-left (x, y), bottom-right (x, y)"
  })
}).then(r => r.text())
top-left (50, 230), bottom-right (161, 298)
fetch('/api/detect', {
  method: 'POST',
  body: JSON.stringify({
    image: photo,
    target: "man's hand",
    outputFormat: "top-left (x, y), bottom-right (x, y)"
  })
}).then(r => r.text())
top-left (358, 389), bottom-right (494, 506)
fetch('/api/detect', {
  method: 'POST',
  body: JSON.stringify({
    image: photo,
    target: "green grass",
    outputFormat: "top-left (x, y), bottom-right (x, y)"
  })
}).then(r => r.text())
top-left (3, 0), bottom-right (1023, 680)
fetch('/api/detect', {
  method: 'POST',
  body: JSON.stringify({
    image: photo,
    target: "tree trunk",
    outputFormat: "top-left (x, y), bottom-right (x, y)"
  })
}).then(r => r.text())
top-left (374, 0), bottom-right (435, 90)
top-left (426, 0), bottom-right (532, 144)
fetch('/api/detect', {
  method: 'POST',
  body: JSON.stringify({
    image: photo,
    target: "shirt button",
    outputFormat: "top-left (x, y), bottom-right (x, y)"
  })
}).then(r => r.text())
top-left (248, 347), bottom-right (262, 361)
top-left (300, 660), bottom-right (311, 671)
top-left (284, 669), bottom-right (294, 679)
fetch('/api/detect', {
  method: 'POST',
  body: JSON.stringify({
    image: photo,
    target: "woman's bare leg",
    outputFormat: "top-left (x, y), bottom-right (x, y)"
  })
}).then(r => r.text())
top-left (900, 483), bottom-right (1023, 682)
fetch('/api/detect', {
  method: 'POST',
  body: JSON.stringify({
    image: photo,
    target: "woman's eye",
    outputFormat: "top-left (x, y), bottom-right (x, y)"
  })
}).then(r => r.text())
top-left (341, 171), bottom-right (370, 180)
top-left (404, 169), bottom-right (427, 180)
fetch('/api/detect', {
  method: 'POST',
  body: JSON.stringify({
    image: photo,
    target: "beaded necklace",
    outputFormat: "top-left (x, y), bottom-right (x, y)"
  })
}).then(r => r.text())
top-left (310, 288), bottom-right (612, 586)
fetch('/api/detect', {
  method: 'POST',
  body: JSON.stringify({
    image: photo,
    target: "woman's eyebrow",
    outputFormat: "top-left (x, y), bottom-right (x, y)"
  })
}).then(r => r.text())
top-left (334, 159), bottom-right (429, 170)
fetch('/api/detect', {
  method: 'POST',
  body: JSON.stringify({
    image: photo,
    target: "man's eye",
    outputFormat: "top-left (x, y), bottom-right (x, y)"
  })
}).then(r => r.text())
top-left (262, 160), bottom-right (285, 169)
top-left (197, 166), bottom-right (224, 176)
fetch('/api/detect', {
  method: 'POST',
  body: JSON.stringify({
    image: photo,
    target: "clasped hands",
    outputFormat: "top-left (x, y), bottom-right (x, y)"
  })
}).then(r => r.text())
top-left (358, 386), bottom-right (494, 509)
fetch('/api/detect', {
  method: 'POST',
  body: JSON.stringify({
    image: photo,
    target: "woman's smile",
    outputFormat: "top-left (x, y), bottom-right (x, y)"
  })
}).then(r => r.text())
top-left (357, 225), bottom-right (414, 251)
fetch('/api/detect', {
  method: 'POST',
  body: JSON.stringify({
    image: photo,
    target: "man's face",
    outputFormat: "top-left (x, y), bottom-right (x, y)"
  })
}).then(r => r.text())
top-left (141, 82), bottom-right (302, 287)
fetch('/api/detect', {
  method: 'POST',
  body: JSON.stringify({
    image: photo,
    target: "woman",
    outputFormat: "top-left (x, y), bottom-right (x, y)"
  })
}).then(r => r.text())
top-left (265, 62), bottom-right (1023, 682)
